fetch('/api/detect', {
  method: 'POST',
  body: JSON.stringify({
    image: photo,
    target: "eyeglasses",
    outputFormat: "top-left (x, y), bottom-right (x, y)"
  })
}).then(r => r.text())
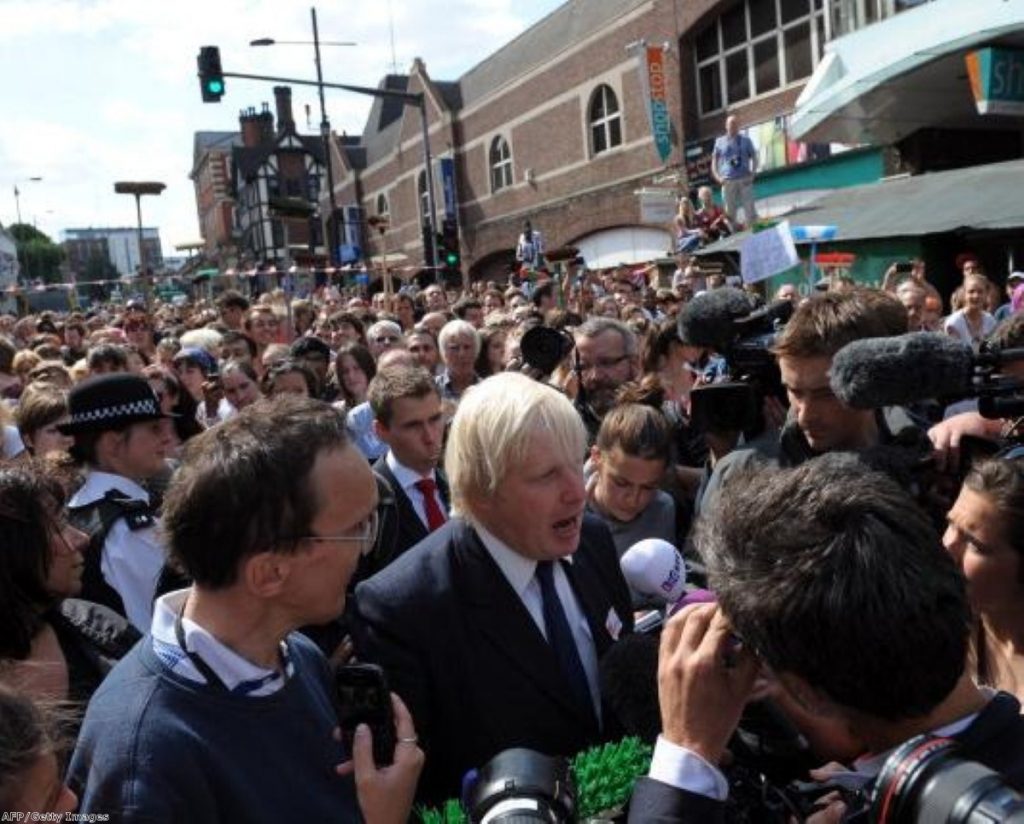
top-left (290, 510), bottom-right (379, 556)
top-left (578, 354), bottom-right (630, 374)
top-left (372, 335), bottom-right (400, 345)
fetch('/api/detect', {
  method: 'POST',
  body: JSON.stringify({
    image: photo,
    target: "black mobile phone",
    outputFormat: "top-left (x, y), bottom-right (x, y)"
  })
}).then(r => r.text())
top-left (894, 261), bottom-right (914, 274)
top-left (335, 663), bottom-right (395, 767)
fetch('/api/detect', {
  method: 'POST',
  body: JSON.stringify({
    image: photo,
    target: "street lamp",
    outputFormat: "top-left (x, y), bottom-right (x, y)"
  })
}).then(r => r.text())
top-left (114, 180), bottom-right (166, 306)
top-left (251, 8), bottom-right (357, 267)
top-left (12, 177), bottom-right (42, 225)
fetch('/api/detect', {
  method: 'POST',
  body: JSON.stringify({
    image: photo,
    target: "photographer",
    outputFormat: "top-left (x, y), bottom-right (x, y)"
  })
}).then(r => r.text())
top-left (631, 456), bottom-right (1024, 823)
top-left (700, 289), bottom-right (925, 514)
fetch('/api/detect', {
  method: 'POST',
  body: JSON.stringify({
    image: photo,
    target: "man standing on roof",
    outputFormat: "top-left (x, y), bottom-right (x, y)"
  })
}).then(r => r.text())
top-left (711, 116), bottom-right (758, 230)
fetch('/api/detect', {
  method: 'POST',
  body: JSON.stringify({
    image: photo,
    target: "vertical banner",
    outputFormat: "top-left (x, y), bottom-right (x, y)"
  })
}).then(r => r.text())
top-left (439, 157), bottom-right (457, 223)
top-left (643, 46), bottom-right (673, 165)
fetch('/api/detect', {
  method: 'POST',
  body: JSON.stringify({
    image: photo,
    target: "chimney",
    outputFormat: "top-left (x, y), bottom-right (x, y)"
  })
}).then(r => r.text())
top-left (274, 86), bottom-right (295, 134)
top-left (258, 102), bottom-right (274, 143)
top-left (240, 107), bottom-right (262, 148)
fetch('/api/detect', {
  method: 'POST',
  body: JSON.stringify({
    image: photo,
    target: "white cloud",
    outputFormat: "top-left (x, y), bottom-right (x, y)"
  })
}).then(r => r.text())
top-left (1, 0), bottom-right (559, 249)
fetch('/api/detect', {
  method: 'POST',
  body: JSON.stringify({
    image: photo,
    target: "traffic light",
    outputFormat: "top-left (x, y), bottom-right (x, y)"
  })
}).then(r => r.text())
top-left (197, 46), bottom-right (225, 103)
top-left (440, 218), bottom-right (460, 269)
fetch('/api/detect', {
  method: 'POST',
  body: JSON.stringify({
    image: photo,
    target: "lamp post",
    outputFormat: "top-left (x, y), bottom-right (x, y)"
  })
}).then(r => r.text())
top-left (251, 8), bottom-right (356, 267)
top-left (12, 177), bottom-right (42, 225)
top-left (114, 181), bottom-right (165, 306)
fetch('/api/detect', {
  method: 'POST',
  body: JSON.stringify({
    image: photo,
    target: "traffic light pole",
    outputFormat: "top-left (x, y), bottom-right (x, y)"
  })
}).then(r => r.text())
top-left (213, 67), bottom-right (442, 278)
top-left (311, 8), bottom-right (341, 267)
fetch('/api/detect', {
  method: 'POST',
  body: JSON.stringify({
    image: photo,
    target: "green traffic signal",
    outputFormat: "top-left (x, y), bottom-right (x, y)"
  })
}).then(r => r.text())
top-left (197, 46), bottom-right (225, 103)
top-left (445, 250), bottom-right (459, 266)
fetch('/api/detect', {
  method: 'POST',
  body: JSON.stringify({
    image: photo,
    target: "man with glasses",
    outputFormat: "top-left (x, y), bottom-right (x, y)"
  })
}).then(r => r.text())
top-left (573, 318), bottom-right (640, 444)
top-left (366, 320), bottom-right (404, 360)
top-left (69, 396), bottom-right (424, 823)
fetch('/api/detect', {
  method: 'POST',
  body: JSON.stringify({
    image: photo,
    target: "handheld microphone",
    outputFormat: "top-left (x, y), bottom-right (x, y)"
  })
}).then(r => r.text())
top-left (677, 287), bottom-right (757, 352)
top-left (620, 539), bottom-right (687, 605)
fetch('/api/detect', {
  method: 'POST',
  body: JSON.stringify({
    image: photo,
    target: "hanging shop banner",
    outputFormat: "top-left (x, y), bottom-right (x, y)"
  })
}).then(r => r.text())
top-left (440, 157), bottom-right (457, 222)
top-left (966, 48), bottom-right (1024, 116)
top-left (643, 47), bottom-right (673, 165)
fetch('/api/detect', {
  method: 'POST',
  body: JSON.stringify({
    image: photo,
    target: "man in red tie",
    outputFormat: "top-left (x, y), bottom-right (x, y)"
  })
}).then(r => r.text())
top-left (368, 365), bottom-right (450, 571)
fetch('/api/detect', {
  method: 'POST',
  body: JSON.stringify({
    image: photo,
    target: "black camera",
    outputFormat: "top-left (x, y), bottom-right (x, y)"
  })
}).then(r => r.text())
top-left (520, 325), bottom-right (575, 376)
top-left (463, 748), bottom-right (576, 823)
top-left (681, 292), bottom-right (792, 436)
top-left (870, 735), bottom-right (1024, 823)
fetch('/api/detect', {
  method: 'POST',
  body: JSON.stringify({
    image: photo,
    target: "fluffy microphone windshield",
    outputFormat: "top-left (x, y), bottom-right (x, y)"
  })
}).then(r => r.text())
top-left (830, 332), bottom-right (975, 409)
top-left (677, 287), bottom-right (756, 351)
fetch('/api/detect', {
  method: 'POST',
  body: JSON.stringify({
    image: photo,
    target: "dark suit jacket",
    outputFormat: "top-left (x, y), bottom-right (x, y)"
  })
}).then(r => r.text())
top-left (371, 455), bottom-right (450, 569)
top-left (627, 691), bottom-right (1024, 823)
top-left (351, 514), bottom-right (634, 805)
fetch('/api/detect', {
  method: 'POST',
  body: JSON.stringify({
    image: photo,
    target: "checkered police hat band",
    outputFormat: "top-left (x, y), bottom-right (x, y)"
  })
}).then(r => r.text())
top-left (70, 397), bottom-right (160, 426)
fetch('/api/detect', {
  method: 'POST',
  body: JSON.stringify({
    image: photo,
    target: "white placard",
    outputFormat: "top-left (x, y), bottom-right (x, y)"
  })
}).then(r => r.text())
top-left (740, 220), bottom-right (800, 284)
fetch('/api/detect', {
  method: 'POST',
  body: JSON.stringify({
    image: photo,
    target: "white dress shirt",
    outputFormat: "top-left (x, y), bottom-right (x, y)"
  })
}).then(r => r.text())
top-left (385, 451), bottom-right (447, 529)
top-left (68, 470), bottom-right (166, 633)
top-left (475, 523), bottom-right (601, 720)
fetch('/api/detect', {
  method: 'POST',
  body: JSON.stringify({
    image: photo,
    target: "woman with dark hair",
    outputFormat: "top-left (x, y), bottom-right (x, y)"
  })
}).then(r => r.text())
top-left (585, 380), bottom-right (679, 607)
top-left (0, 464), bottom-right (140, 704)
top-left (142, 364), bottom-right (202, 447)
top-left (220, 359), bottom-right (262, 413)
top-left (262, 358), bottom-right (319, 398)
top-left (944, 456), bottom-right (1024, 702)
top-left (332, 343), bottom-right (376, 409)
top-left (474, 325), bottom-right (507, 378)
top-left (0, 685), bottom-right (78, 815)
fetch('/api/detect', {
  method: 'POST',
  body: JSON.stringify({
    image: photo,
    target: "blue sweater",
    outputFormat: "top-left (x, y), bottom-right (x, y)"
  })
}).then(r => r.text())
top-left (68, 633), bottom-right (360, 823)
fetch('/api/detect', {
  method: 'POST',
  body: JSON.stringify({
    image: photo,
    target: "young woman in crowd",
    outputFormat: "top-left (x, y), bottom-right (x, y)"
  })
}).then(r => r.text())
top-left (15, 384), bottom-right (73, 460)
top-left (944, 457), bottom-right (1024, 702)
top-left (0, 686), bottom-right (78, 816)
top-left (0, 464), bottom-right (140, 705)
top-left (945, 273), bottom-right (997, 344)
top-left (333, 343), bottom-right (376, 410)
top-left (143, 365), bottom-right (203, 447)
top-left (220, 359), bottom-right (262, 413)
top-left (475, 325), bottom-right (508, 378)
top-left (262, 358), bottom-right (318, 398)
top-left (585, 380), bottom-right (679, 604)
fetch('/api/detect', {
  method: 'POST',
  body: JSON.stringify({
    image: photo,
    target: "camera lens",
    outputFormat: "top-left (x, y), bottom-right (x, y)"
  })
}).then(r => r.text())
top-left (872, 735), bottom-right (1024, 823)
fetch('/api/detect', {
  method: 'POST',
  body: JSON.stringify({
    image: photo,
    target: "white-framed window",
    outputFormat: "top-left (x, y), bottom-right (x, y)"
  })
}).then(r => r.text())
top-left (489, 136), bottom-right (513, 192)
top-left (694, 0), bottom-right (828, 116)
top-left (376, 193), bottom-right (390, 220)
top-left (417, 171), bottom-right (429, 222)
top-left (588, 84), bottom-right (622, 156)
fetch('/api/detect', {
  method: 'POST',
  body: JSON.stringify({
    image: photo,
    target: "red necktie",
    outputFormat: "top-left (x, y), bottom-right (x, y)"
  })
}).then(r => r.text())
top-left (415, 477), bottom-right (447, 532)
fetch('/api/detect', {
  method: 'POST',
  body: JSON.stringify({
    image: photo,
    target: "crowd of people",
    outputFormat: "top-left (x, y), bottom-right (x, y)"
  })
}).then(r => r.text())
top-left (0, 248), bottom-right (1023, 822)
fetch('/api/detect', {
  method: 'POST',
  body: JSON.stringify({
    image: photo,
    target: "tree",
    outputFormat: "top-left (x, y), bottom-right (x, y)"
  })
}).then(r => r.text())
top-left (9, 223), bottom-right (65, 285)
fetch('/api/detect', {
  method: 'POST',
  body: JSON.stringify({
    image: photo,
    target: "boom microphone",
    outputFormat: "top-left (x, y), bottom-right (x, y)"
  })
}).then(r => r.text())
top-left (677, 287), bottom-right (757, 352)
top-left (830, 333), bottom-right (975, 409)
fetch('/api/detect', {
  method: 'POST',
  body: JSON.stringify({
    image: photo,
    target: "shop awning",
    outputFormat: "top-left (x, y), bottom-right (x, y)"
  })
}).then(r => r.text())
top-left (697, 158), bottom-right (1024, 255)
top-left (790, 0), bottom-right (1024, 145)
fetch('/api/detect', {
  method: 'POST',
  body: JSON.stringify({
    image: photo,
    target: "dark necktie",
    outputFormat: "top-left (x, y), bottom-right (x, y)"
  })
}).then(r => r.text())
top-left (414, 477), bottom-right (446, 532)
top-left (536, 560), bottom-right (595, 722)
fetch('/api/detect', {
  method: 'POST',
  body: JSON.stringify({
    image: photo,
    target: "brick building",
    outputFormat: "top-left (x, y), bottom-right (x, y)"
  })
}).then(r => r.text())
top-left (323, 0), bottom-right (904, 283)
top-left (190, 130), bottom-right (242, 267)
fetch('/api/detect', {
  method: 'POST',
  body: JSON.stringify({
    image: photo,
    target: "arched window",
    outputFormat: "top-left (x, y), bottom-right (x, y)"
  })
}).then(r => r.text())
top-left (376, 193), bottom-right (390, 220)
top-left (589, 84), bottom-right (622, 156)
top-left (489, 136), bottom-right (513, 192)
top-left (417, 171), bottom-right (429, 222)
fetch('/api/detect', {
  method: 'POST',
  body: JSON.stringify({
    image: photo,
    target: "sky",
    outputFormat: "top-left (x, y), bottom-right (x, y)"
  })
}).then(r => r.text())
top-left (1, 0), bottom-right (565, 256)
